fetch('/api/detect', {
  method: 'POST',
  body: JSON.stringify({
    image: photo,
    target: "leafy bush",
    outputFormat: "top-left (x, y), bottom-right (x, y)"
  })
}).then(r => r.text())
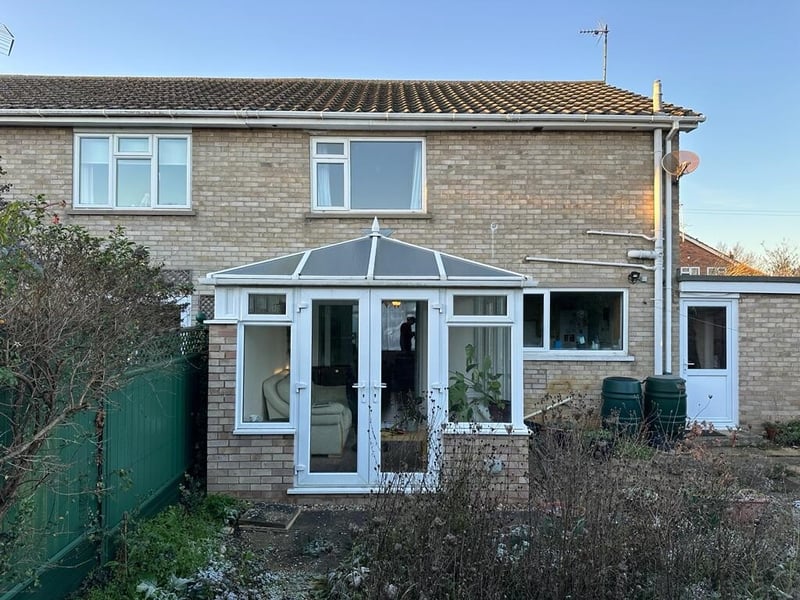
top-left (765, 419), bottom-right (800, 447)
top-left (78, 494), bottom-right (258, 600)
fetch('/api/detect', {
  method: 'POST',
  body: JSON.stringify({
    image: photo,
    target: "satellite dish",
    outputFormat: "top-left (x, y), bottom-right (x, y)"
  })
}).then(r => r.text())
top-left (0, 23), bottom-right (14, 56)
top-left (661, 150), bottom-right (700, 180)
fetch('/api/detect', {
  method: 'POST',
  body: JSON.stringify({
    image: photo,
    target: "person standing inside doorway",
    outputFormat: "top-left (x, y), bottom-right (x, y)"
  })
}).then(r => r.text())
top-left (399, 315), bottom-right (415, 352)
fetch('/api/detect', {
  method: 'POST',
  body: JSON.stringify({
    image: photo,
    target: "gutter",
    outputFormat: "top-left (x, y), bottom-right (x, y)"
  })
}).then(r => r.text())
top-left (0, 108), bottom-right (705, 131)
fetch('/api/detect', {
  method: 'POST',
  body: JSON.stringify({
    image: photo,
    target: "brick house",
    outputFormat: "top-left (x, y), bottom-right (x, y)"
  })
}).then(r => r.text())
top-left (680, 232), bottom-right (762, 276)
top-left (1, 75), bottom-right (711, 500)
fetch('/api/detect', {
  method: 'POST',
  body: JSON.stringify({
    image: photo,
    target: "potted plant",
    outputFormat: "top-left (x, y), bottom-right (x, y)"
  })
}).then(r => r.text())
top-left (448, 344), bottom-right (508, 422)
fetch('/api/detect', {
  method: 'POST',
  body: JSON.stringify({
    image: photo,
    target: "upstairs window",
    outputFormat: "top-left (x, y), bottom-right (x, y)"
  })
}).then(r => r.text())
top-left (74, 133), bottom-right (191, 209)
top-left (311, 137), bottom-right (424, 212)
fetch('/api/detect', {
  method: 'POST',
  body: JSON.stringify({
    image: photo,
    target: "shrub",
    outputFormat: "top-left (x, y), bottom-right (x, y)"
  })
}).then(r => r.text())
top-left (765, 419), bottom-right (800, 447)
top-left (78, 494), bottom-right (251, 600)
top-left (317, 425), bottom-right (800, 599)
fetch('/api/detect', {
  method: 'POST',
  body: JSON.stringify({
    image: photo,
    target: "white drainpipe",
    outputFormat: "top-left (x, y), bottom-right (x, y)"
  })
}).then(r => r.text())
top-left (664, 120), bottom-right (680, 374)
top-left (652, 81), bottom-right (664, 376)
top-left (652, 128), bottom-right (664, 376)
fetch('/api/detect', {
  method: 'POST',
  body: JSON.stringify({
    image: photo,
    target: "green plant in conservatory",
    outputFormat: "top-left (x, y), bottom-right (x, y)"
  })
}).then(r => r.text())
top-left (448, 343), bottom-right (505, 422)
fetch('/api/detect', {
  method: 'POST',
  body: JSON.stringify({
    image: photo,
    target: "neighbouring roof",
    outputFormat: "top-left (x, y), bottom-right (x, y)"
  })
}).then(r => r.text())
top-left (206, 219), bottom-right (526, 287)
top-left (0, 75), bottom-right (700, 117)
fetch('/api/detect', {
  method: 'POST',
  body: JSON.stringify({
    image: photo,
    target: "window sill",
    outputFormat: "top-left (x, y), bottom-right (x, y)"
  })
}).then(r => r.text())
top-left (233, 426), bottom-right (295, 435)
top-left (68, 208), bottom-right (196, 216)
top-left (524, 350), bottom-right (634, 362)
top-left (305, 211), bottom-right (432, 220)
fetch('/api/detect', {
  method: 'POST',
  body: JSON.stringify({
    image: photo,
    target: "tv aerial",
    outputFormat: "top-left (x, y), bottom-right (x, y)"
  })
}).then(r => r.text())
top-left (661, 150), bottom-right (700, 180)
top-left (580, 22), bottom-right (609, 82)
top-left (0, 23), bottom-right (14, 56)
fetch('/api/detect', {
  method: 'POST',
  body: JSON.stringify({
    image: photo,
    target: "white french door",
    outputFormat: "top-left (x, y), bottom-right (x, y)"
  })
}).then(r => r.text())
top-left (295, 288), bottom-right (443, 489)
top-left (679, 298), bottom-right (738, 428)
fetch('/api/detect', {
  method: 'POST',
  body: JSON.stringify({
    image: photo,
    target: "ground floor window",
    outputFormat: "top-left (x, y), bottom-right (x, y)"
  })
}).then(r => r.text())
top-left (240, 324), bottom-right (291, 428)
top-left (448, 325), bottom-right (511, 424)
top-left (524, 290), bottom-right (625, 353)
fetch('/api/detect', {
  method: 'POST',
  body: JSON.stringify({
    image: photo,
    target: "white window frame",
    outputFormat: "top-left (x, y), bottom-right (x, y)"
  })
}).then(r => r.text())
top-left (234, 289), bottom-right (294, 433)
top-left (73, 132), bottom-right (192, 210)
top-left (681, 266), bottom-right (701, 275)
top-left (241, 289), bottom-right (292, 320)
top-left (235, 320), bottom-right (294, 434)
top-left (444, 289), bottom-right (524, 432)
top-left (310, 136), bottom-right (426, 213)
top-left (706, 266), bottom-right (727, 276)
top-left (523, 289), bottom-right (631, 361)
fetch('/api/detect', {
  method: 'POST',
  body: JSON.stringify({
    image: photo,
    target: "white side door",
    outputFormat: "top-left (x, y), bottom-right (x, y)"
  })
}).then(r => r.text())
top-left (680, 298), bottom-right (738, 428)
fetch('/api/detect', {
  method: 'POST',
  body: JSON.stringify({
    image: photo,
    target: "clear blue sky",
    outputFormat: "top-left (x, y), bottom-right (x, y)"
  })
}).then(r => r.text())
top-left (2, 0), bottom-right (798, 253)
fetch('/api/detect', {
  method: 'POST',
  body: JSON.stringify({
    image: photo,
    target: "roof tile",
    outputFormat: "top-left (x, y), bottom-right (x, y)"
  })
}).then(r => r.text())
top-left (0, 76), bottom-right (699, 117)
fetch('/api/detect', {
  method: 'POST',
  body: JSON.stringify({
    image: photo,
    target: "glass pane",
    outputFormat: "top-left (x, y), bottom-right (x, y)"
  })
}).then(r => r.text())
top-left (380, 300), bottom-right (428, 473)
top-left (453, 295), bottom-right (507, 316)
top-left (158, 139), bottom-right (188, 206)
top-left (550, 292), bottom-right (622, 350)
top-left (117, 137), bottom-right (150, 153)
top-left (687, 306), bottom-right (727, 369)
top-left (316, 163), bottom-right (344, 208)
top-left (248, 294), bottom-right (287, 315)
top-left (116, 159), bottom-right (151, 207)
top-left (524, 294), bottom-right (544, 348)
top-left (244, 325), bottom-right (291, 424)
top-left (79, 138), bottom-right (109, 205)
top-left (448, 326), bottom-right (511, 423)
top-left (351, 141), bottom-right (422, 210)
top-left (316, 142), bottom-right (344, 155)
top-left (310, 301), bottom-right (358, 473)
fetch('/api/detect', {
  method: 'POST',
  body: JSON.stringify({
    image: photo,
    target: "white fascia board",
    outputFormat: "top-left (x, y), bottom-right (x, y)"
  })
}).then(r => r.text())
top-left (203, 276), bottom-right (524, 288)
top-left (0, 109), bottom-right (705, 132)
top-left (680, 280), bottom-right (800, 295)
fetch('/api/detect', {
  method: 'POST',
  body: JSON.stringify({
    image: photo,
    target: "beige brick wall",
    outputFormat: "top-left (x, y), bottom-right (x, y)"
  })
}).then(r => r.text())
top-left (738, 294), bottom-right (800, 426)
top-left (0, 127), bottom-right (657, 277)
top-left (206, 324), bottom-right (296, 499)
top-left (0, 126), bottom-right (666, 380)
top-left (441, 432), bottom-right (530, 506)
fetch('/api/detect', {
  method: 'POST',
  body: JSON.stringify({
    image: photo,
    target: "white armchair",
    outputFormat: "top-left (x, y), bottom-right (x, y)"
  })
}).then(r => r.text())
top-left (262, 371), bottom-right (353, 456)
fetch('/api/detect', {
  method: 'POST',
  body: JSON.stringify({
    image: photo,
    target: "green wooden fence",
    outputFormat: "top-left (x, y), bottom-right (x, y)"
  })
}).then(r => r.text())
top-left (0, 327), bottom-right (208, 600)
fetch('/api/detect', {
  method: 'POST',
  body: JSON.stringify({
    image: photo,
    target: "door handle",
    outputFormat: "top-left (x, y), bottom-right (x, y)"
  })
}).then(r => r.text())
top-left (373, 383), bottom-right (387, 390)
top-left (351, 382), bottom-right (367, 403)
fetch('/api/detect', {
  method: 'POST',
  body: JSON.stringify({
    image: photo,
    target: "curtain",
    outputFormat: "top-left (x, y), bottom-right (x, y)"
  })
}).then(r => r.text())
top-left (317, 163), bottom-right (332, 207)
top-left (410, 143), bottom-right (422, 210)
top-left (473, 326), bottom-right (511, 405)
top-left (80, 138), bottom-right (110, 205)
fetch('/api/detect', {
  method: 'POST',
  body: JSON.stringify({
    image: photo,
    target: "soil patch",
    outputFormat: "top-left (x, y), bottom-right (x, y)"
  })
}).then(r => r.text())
top-left (236, 505), bottom-right (368, 598)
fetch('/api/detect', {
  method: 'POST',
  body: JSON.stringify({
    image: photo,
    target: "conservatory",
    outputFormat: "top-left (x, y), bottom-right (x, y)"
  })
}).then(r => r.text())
top-left (204, 220), bottom-right (529, 494)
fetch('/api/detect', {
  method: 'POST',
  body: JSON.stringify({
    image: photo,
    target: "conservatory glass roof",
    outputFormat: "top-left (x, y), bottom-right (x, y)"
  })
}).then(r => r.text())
top-left (206, 218), bottom-right (525, 287)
